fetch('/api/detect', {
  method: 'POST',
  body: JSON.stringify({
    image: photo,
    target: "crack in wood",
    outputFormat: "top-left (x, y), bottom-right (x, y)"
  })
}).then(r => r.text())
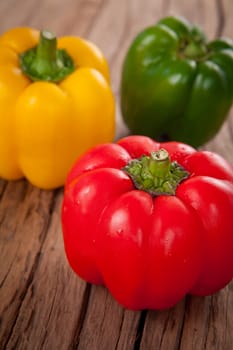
top-left (106, 2), bottom-right (131, 67)
top-left (58, 0), bottom-right (106, 39)
top-left (202, 296), bottom-right (213, 350)
top-left (107, 0), bottom-right (169, 69)
top-left (2, 191), bottom-right (58, 349)
top-left (2, 251), bottom-right (42, 348)
top-left (159, 309), bottom-right (172, 349)
top-left (224, 289), bottom-right (230, 346)
top-left (133, 310), bottom-right (147, 350)
top-left (0, 180), bottom-right (7, 201)
top-left (40, 277), bottom-right (59, 349)
top-left (114, 310), bottom-right (126, 350)
top-left (0, 242), bottom-right (20, 289)
top-left (176, 296), bottom-right (191, 350)
top-left (84, 0), bottom-right (108, 38)
top-left (215, 0), bottom-right (225, 37)
top-left (227, 119), bottom-right (233, 143)
top-left (162, 0), bottom-right (172, 15)
top-left (71, 283), bottom-right (92, 349)
top-left (43, 0), bottom-right (90, 34)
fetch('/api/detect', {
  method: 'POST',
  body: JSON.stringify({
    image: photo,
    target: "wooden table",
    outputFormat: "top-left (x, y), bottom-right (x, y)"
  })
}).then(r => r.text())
top-left (0, 0), bottom-right (233, 349)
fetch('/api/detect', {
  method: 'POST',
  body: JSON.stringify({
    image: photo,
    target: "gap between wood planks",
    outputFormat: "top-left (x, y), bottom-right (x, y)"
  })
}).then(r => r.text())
top-left (1, 187), bottom-right (59, 349)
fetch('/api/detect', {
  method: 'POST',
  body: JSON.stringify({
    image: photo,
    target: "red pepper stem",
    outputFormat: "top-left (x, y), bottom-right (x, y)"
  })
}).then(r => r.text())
top-left (148, 149), bottom-right (170, 178)
top-left (123, 149), bottom-right (189, 196)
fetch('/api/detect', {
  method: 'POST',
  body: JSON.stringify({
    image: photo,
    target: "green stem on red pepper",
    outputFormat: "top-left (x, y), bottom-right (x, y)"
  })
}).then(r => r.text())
top-left (123, 149), bottom-right (189, 196)
top-left (19, 30), bottom-right (75, 82)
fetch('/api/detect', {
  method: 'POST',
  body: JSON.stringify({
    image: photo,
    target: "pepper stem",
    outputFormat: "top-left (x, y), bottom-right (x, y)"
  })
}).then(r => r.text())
top-left (179, 27), bottom-right (209, 61)
top-left (182, 42), bottom-right (207, 59)
top-left (20, 30), bottom-right (75, 82)
top-left (123, 149), bottom-right (189, 196)
top-left (33, 31), bottom-right (58, 76)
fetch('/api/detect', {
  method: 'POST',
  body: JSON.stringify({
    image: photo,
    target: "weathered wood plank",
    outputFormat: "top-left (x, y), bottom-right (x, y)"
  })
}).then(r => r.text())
top-left (77, 286), bottom-right (126, 349)
top-left (128, 0), bottom-right (233, 349)
top-left (0, 1), bottom-right (108, 349)
top-left (0, 0), bottom-right (233, 349)
top-left (76, 285), bottom-right (143, 350)
top-left (86, 0), bottom-right (167, 139)
top-left (0, 182), bottom-right (55, 347)
top-left (203, 0), bottom-right (233, 162)
top-left (139, 300), bottom-right (186, 350)
top-left (180, 287), bottom-right (233, 350)
top-left (4, 191), bottom-right (89, 350)
top-left (115, 309), bottom-right (142, 350)
top-left (0, 0), bottom-right (103, 37)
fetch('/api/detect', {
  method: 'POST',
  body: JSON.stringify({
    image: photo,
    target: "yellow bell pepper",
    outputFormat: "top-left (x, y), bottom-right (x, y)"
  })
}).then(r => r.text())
top-left (0, 27), bottom-right (115, 189)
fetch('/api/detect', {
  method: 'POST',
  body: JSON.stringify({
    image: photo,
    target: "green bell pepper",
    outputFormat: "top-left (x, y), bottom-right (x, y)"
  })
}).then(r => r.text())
top-left (120, 16), bottom-right (233, 147)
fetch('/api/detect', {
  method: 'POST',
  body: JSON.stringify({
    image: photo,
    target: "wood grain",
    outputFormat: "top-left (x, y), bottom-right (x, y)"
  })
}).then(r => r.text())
top-left (0, 0), bottom-right (233, 349)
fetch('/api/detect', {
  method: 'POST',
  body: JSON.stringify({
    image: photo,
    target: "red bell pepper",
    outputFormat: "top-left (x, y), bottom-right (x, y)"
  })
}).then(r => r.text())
top-left (61, 135), bottom-right (233, 310)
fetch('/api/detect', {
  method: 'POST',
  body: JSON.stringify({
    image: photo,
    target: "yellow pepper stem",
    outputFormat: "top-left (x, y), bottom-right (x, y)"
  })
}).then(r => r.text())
top-left (34, 31), bottom-right (58, 76)
top-left (20, 30), bottom-right (75, 82)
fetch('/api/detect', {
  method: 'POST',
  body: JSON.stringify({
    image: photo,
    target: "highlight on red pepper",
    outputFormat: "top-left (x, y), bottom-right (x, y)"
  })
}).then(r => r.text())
top-left (61, 135), bottom-right (233, 310)
top-left (0, 27), bottom-right (115, 189)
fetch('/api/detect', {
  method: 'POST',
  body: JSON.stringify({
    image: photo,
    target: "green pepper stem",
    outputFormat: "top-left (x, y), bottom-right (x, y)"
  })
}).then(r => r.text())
top-left (19, 30), bottom-right (75, 83)
top-left (123, 149), bottom-right (189, 196)
top-left (182, 42), bottom-right (207, 59)
top-left (178, 27), bottom-right (209, 61)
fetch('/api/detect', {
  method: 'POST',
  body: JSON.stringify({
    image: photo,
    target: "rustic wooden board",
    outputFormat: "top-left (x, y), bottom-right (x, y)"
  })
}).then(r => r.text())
top-left (0, 0), bottom-right (233, 349)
